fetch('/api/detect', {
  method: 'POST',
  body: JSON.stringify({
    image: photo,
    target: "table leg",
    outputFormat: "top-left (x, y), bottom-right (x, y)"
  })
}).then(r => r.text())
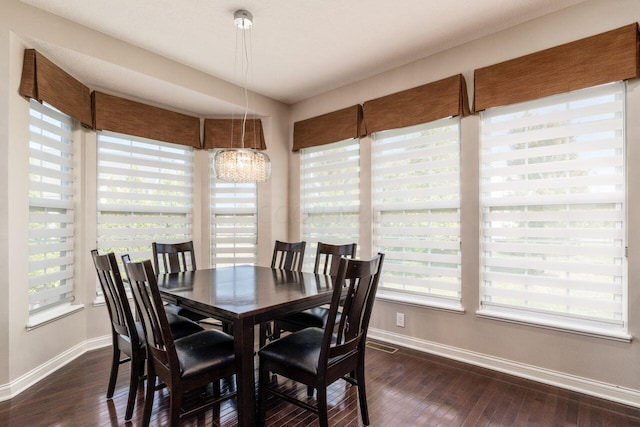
top-left (234, 316), bottom-right (256, 426)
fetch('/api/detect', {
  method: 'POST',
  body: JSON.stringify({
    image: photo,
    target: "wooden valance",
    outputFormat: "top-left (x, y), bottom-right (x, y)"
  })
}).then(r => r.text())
top-left (474, 23), bottom-right (640, 111)
top-left (362, 74), bottom-right (470, 135)
top-left (293, 105), bottom-right (365, 151)
top-left (92, 91), bottom-right (201, 148)
top-left (203, 119), bottom-right (266, 150)
top-left (19, 49), bottom-right (92, 127)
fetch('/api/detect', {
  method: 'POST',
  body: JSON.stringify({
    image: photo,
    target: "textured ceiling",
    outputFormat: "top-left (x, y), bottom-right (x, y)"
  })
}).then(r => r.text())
top-left (20, 0), bottom-right (587, 108)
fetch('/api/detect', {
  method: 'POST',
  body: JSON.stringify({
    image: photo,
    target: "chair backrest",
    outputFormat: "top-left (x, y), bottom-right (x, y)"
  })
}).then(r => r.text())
top-left (91, 250), bottom-right (139, 344)
top-left (271, 240), bottom-right (306, 272)
top-left (319, 253), bottom-right (384, 372)
top-left (314, 242), bottom-right (357, 276)
top-left (125, 260), bottom-right (178, 369)
top-left (152, 241), bottom-right (197, 274)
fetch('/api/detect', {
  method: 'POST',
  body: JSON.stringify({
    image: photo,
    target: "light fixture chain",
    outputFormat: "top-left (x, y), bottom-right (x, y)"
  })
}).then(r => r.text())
top-left (241, 24), bottom-right (250, 149)
top-left (214, 9), bottom-right (271, 183)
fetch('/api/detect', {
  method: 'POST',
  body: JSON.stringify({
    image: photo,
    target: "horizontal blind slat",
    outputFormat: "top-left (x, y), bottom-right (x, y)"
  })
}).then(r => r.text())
top-left (373, 117), bottom-right (461, 303)
top-left (480, 82), bottom-right (626, 329)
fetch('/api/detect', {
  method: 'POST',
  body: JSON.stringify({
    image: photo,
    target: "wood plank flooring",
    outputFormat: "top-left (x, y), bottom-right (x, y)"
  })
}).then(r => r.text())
top-left (0, 341), bottom-right (639, 426)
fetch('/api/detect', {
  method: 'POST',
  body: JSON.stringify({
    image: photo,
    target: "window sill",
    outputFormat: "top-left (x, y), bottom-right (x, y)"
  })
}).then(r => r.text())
top-left (26, 303), bottom-right (85, 331)
top-left (476, 308), bottom-right (632, 343)
top-left (375, 290), bottom-right (465, 314)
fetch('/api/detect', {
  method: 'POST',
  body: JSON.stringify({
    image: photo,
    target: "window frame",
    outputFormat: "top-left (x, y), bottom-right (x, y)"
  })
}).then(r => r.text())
top-left (300, 138), bottom-right (361, 271)
top-left (371, 117), bottom-right (463, 312)
top-left (27, 100), bottom-right (77, 316)
top-left (95, 130), bottom-right (194, 295)
top-left (209, 151), bottom-right (258, 268)
top-left (477, 82), bottom-right (629, 341)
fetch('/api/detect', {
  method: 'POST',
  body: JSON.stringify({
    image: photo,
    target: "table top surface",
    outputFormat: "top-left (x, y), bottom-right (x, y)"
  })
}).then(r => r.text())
top-left (157, 265), bottom-right (336, 320)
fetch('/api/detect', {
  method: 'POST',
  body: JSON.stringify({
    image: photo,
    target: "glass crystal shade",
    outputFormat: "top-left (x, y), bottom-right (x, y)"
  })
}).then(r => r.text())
top-left (214, 148), bottom-right (271, 183)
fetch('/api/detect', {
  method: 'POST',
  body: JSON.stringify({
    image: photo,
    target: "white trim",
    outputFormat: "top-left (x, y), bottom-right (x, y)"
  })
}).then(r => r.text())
top-left (368, 327), bottom-right (640, 408)
top-left (0, 335), bottom-right (111, 402)
top-left (25, 303), bottom-right (85, 331)
top-left (476, 308), bottom-right (632, 343)
top-left (376, 290), bottom-right (465, 314)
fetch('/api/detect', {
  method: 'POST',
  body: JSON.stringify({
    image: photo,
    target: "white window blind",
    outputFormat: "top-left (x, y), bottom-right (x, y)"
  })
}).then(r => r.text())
top-left (301, 139), bottom-right (360, 271)
top-left (372, 118), bottom-right (461, 307)
top-left (479, 82), bottom-right (626, 335)
top-left (28, 100), bottom-right (75, 313)
top-left (97, 131), bottom-right (193, 269)
top-left (210, 154), bottom-right (258, 267)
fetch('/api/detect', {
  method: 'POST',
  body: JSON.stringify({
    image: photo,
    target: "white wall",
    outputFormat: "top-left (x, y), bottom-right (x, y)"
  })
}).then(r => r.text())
top-left (0, 3), bottom-right (12, 387)
top-left (289, 0), bottom-right (640, 405)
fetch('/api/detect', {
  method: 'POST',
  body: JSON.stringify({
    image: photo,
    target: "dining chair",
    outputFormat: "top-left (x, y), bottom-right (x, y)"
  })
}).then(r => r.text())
top-left (273, 242), bottom-right (357, 339)
top-left (91, 250), bottom-right (204, 421)
top-left (259, 240), bottom-right (307, 347)
top-left (125, 259), bottom-right (237, 427)
top-left (152, 241), bottom-right (207, 322)
top-left (152, 241), bottom-right (197, 274)
top-left (270, 240), bottom-right (306, 272)
top-left (257, 253), bottom-right (385, 427)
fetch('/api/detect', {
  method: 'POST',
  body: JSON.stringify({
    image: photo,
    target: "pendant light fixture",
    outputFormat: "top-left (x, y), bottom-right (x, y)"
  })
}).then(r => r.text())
top-left (214, 9), bottom-right (271, 183)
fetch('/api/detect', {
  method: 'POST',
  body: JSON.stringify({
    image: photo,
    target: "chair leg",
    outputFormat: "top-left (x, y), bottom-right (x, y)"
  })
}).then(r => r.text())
top-left (257, 364), bottom-right (269, 427)
top-left (142, 367), bottom-right (156, 427)
top-left (272, 322), bottom-right (281, 340)
top-left (356, 362), bottom-right (370, 425)
top-left (222, 322), bottom-right (233, 335)
top-left (213, 379), bottom-right (221, 398)
top-left (306, 386), bottom-right (314, 397)
top-left (169, 388), bottom-right (183, 427)
top-left (107, 342), bottom-right (120, 398)
top-left (259, 323), bottom-right (268, 349)
top-left (317, 385), bottom-right (329, 427)
top-left (124, 353), bottom-right (143, 420)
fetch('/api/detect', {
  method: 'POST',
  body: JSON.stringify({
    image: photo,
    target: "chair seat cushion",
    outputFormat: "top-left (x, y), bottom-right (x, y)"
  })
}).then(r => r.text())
top-left (175, 330), bottom-right (235, 379)
top-left (258, 327), bottom-right (324, 375)
top-left (164, 303), bottom-right (207, 322)
top-left (133, 314), bottom-right (203, 345)
top-left (278, 307), bottom-right (329, 329)
top-left (166, 313), bottom-right (204, 340)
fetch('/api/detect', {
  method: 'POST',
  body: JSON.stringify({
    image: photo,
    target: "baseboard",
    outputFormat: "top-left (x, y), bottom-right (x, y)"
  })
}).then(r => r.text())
top-left (4, 330), bottom-right (640, 408)
top-left (368, 327), bottom-right (640, 408)
top-left (0, 334), bottom-right (111, 402)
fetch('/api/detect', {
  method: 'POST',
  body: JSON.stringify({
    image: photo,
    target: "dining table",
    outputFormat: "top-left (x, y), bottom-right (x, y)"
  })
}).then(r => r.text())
top-left (156, 264), bottom-right (336, 427)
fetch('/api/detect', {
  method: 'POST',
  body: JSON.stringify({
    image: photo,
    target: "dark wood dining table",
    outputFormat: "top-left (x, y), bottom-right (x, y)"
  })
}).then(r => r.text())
top-left (156, 265), bottom-right (336, 427)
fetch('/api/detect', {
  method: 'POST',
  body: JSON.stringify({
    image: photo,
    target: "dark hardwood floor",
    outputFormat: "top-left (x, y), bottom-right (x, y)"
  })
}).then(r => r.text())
top-left (0, 341), bottom-right (639, 426)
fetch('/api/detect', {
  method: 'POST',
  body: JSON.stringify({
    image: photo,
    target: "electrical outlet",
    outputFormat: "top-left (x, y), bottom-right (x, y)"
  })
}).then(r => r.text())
top-left (396, 312), bottom-right (405, 328)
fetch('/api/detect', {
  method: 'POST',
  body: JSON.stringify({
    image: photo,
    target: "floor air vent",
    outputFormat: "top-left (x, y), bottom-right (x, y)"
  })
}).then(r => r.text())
top-left (366, 341), bottom-right (398, 354)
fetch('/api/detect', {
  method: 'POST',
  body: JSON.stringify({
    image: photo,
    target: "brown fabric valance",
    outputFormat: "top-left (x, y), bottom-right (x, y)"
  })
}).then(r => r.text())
top-left (292, 105), bottom-right (365, 151)
top-left (92, 91), bottom-right (201, 148)
top-left (362, 74), bottom-right (470, 135)
top-left (203, 119), bottom-right (266, 150)
top-left (474, 23), bottom-right (640, 112)
top-left (19, 49), bottom-right (92, 127)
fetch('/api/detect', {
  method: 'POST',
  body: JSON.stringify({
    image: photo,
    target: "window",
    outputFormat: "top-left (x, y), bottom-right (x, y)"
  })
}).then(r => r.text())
top-left (479, 82), bottom-right (627, 337)
top-left (210, 155), bottom-right (258, 267)
top-left (28, 100), bottom-right (75, 313)
top-left (372, 118), bottom-right (462, 308)
top-left (301, 139), bottom-right (360, 271)
top-left (96, 132), bottom-right (193, 276)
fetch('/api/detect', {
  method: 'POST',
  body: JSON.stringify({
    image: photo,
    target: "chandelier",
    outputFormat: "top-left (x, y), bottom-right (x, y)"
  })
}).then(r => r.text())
top-left (214, 9), bottom-right (271, 183)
